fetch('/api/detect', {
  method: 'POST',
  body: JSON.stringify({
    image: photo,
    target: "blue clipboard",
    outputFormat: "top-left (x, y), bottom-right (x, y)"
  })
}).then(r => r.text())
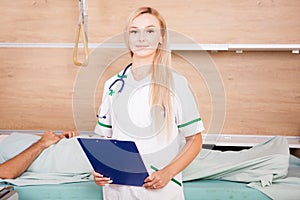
top-left (77, 138), bottom-right (149, 187)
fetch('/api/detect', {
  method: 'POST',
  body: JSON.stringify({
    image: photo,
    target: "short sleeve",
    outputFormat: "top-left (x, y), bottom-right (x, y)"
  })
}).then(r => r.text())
top-left (94, 81), bottom-right (113, 137)
top-left (0, 135), bottom-right (10, 163)
top-left (174, 76), bottom-right (205, 137)
top-left (0, 154), bottom-right (5, 164)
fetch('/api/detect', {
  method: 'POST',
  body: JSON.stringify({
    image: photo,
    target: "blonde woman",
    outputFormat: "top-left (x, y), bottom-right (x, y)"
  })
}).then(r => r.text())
top-left (93, 7), bottom-right (204, 200)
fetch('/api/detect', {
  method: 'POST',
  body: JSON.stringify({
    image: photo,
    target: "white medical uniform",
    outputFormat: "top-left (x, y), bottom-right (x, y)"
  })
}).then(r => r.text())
top-left (95, 66), bottom-right (204, 200)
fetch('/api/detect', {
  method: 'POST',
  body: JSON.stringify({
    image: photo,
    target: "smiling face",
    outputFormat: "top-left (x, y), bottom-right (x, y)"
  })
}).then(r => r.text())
top-left (128, 13), bottom-right (162, 59)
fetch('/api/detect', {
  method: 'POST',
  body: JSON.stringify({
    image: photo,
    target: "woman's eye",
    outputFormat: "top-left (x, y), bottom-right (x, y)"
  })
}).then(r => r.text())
top-left (129, 30), bottom-right (138, 34)
top-left (146, 29), bottom-right (154, 34)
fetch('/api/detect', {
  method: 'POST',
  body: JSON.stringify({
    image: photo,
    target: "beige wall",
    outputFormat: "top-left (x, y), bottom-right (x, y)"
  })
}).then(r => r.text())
top-left (0, 0), bottom-right (299, 136)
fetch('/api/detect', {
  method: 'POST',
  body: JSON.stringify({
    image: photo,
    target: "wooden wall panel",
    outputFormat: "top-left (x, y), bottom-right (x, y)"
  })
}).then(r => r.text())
top-left (209, 51), bottom-right (300, 135)
top-left (1, 1), bottom-right (78, 43)
top-left (0, 48), bottom-right (78, 130)
top-left (1, 0), bottom-right (300, 43)
top-left (0, 48), bottom-right (299, 136)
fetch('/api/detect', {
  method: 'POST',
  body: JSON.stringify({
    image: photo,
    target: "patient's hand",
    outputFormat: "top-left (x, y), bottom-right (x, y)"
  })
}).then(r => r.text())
top-left (38, 131), bottom-right (61, 148)
top-left (60, 131), bottom-right (79, 139)
top-left (92, 170), bottom-right (112, 186)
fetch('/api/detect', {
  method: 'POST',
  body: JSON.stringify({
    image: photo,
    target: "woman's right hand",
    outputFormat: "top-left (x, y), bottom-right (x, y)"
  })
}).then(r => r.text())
top-left (92, 170), bottom-right (112, 186)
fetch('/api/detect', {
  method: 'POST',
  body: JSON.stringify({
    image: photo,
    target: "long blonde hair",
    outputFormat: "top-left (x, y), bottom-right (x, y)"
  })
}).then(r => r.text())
top-left (125, 7), bottom-right (174, 137)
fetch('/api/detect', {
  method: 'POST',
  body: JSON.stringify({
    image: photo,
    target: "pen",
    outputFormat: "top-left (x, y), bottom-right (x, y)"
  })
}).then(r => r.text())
top-left (150, 165), bottom-right (182, 187)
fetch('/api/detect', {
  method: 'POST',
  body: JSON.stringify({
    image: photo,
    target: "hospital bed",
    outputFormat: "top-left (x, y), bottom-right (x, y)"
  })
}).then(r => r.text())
top-left (0, 131), bottom-right (299, 200)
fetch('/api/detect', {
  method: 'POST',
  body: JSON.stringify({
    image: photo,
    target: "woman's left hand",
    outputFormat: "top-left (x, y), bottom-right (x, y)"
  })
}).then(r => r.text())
top-left (143, 169), bottom-right (172, 189)
top-left (60, 131), bottom-right (79, 139)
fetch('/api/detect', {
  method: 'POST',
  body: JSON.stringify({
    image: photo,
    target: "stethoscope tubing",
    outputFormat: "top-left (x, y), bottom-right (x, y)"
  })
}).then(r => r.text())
top-left (108, 63), bottom-right (132, 93)
top-left (97, 63), bottom-right (132, 119)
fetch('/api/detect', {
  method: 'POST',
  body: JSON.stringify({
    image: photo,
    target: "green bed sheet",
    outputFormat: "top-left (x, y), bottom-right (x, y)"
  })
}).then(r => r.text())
top-left (2, 179), bottom-right (270, 200)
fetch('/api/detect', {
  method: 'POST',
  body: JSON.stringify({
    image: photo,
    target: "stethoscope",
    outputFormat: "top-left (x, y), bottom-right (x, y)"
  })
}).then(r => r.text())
top-left (96, 63), bottom-right (132, 119)
top-left (96, 62), bottom-right (167, 131)
top-left (109, 63), bottom-right (132, 94)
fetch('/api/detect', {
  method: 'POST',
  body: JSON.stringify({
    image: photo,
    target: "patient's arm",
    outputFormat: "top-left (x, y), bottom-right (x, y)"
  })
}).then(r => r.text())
top-left (0, 131), bottom-right (77, 179)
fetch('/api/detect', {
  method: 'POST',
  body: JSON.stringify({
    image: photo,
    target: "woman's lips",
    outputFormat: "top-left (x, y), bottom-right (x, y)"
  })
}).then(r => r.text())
top-left (136, 45), bottom-right (149, 48)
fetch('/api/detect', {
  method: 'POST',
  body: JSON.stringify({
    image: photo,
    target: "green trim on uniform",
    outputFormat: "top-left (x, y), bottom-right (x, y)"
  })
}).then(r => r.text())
top-left (98, 121), bottom-right (112, 128)
top-left (177, 118), bottom-right (201, 128)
